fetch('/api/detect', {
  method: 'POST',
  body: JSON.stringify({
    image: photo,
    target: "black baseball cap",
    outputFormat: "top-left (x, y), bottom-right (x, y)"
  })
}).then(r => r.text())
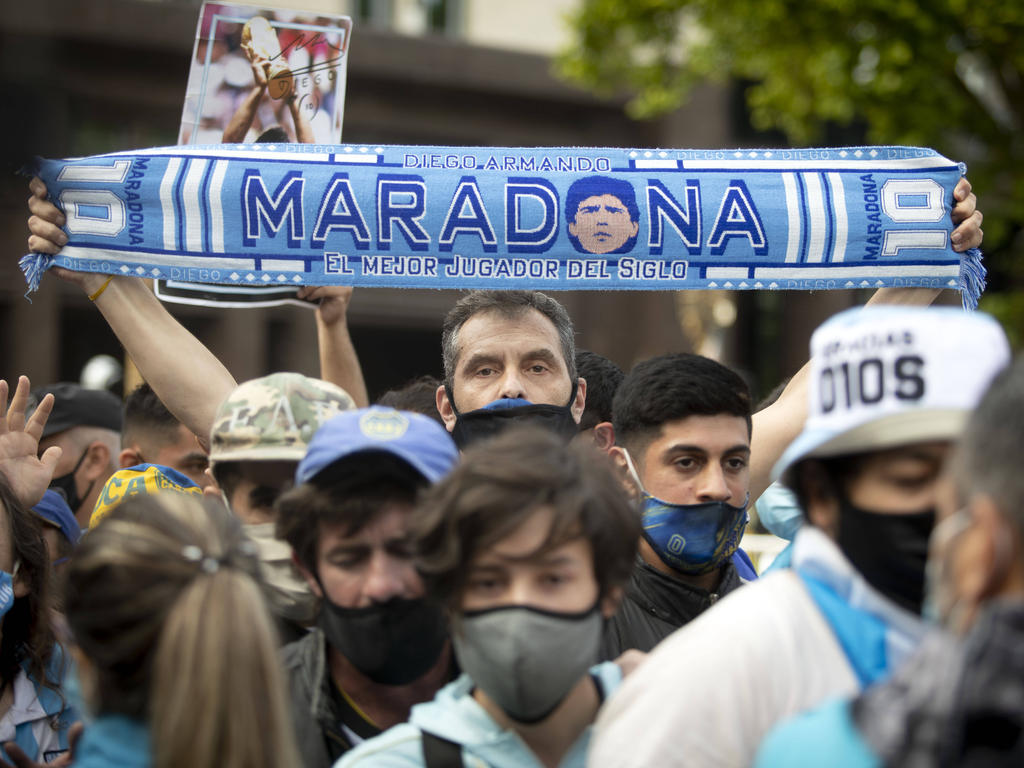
top-left (30, 383), bottom-right (122, 438)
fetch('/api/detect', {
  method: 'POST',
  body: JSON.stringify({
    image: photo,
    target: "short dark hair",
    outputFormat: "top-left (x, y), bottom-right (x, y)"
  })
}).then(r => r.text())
top-left (256, 126), bottom-right (290, 143)
top-left (377, 376), bottom-right (445, 426)
top-left (565, 176), bottom-right (640, 254)
top-left (613, 353), bottom-right (753, 455)
top-left (412, 426), bottom-right (639, 608)
top-left (441, 291), bottom-right (577, 390)
top-left (575, 350), bottom-right (623, 431)
top-left (952, 356), bottom-right (1023, 532)
top-left (122, 383), bottom-right (181, 450)
top-left (788, 454), bottom-right (872, 524)
top-left (275, 453), bottom-right (425, 573)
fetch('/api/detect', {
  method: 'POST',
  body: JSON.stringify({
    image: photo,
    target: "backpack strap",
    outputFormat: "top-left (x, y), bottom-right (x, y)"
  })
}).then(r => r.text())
top-left (421, 730), bottom-right (463, 768)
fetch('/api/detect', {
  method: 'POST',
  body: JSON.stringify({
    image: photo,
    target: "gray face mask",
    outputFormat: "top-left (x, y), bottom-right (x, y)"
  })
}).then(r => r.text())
top-left (452, 602), bottom-right (603, 723)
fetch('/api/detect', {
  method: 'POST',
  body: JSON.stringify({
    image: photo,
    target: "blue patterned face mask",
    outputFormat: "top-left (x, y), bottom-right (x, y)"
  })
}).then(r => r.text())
top-left (622, 450), bottom-right (748, 575)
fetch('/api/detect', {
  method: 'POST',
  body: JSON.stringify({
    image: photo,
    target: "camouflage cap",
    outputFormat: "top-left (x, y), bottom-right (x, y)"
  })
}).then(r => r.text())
top-left (208, 373), bottom-right (356, 468)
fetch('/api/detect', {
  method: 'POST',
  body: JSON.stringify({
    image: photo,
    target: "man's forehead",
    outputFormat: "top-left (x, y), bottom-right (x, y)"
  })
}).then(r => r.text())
top-left (650, 414), bottom-right (751, 452)
top-left (455, 308), bottom-right (563, 362)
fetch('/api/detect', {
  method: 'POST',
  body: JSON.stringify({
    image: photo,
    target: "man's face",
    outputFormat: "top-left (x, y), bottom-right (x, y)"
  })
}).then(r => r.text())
top-left (125, 424), bottom-right (211, 489)
top-left (568, 194), bottom-right (639, 255)
top-left (225, 460), bottom-right (297, 525)
top-left (844, 442), bottom-right (949, 514)
top-left (461, 506), bottom-right (616, 618)
top-left (805, 441), bottom-right (950, 539)
top-left (307, 502), bottom-right (424, 608)
top-left (437, 308), bottom-right (585, 429)
top-left (39, 429), bottom-right (113, 526)
top-left (623, 415), bottom-right (751, 508)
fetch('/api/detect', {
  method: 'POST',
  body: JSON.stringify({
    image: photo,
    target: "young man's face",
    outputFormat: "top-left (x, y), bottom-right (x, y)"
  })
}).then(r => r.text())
top-left (568, 194), bottom-right (639, 255)
top-left (806, 441), bottom-right (950, 538)
top-left (308, 501), bottom-right (425, 608)
top-left (225, 460), bottom-right (296, 525)
top-left (461, 506), bottom-right (617, 618)
top-left (620, 414), bottom-right (751, 508)
top-left (437, 308), bottom-right (586, 428)
top-left (123, 423), bottom-right (211, 489)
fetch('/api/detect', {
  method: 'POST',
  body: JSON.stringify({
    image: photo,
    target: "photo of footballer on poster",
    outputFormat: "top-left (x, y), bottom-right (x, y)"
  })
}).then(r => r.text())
top-left (160, 1), bottom-right (351, 306)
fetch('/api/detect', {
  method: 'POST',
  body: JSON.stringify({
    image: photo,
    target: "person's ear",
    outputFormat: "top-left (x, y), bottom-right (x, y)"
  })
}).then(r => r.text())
top-left (592, 422), bottom-right (616, 452)
top-left (12, 563), bottom-right (29, 599)
top-left (436, 383), bottom-right (456, 432)
top-left (571, 377), bottom-right (587, 423)
top-left (608, 445), bottom-right (641, 498)
top-left (966, 496), bottom-right (1018, 605)
top-left (81, 441), bottom-right (111, 482)
top-left (628, 220), bottom-right (639, 237)
top-left (118, 446), bottom-right (143, 469)
top-left (568, 220), bottom-right (579, 238)
top-left (600, 585), bottom-right (624, 619)
top-left (293, 552), bottom-right (324, 598)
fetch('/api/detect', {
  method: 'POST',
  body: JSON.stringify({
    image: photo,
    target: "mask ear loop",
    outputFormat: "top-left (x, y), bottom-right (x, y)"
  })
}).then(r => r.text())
top-left (619, 448), bottom-right (646, 494)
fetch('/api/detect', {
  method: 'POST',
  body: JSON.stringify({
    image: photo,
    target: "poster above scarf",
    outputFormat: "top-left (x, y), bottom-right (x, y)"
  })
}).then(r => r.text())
top-left (22, 143), bottom-right (984, 307)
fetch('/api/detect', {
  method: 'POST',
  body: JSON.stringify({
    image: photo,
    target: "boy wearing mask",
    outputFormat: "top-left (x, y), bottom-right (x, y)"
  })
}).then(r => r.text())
top-left (338, 426), bottom-right (640, 768)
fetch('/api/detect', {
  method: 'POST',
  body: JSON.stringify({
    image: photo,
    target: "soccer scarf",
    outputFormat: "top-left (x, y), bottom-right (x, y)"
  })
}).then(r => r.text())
top-left (21, 143), bottom-right (985, 307)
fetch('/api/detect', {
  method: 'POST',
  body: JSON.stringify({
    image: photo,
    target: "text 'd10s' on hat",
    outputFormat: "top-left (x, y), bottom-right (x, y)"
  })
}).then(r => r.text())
top-left (773, 305), bottom-right (1010, 485)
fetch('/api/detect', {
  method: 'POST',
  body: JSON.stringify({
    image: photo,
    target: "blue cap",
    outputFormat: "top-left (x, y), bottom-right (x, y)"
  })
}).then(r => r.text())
top-left (296, 407), bottom-right (459, 486)
top-left (32, 489), bottom-right (82, 546)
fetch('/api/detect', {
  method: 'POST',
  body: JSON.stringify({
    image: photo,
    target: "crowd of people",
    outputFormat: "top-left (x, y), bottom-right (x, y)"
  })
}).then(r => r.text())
top-left (0, 173), bottom-right (1016, 768)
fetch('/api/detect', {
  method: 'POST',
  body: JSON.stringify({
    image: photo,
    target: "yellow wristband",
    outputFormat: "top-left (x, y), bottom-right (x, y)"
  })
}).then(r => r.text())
top-left (88, 275), bottom-right (114, 302)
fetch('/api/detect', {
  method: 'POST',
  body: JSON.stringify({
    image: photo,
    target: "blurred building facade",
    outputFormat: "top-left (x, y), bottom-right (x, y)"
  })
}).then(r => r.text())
top-left (1, 0), bottom-right (863, 404)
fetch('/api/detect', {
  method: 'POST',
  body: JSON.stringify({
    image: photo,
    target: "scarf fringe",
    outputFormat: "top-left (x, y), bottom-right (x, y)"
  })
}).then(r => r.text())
top-left (958, 248), bottom-right (985, 311)
top-left (19, 253), bottom-right (55, 302)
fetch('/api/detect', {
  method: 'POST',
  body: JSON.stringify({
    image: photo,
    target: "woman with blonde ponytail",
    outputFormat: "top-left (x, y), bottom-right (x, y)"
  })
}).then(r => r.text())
top-left (63, 492), bottom-right (300, 768)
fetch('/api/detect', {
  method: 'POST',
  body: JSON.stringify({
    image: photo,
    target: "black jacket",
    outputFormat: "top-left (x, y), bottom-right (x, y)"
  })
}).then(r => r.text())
top-left (600, 555), bottom-right (747, 659)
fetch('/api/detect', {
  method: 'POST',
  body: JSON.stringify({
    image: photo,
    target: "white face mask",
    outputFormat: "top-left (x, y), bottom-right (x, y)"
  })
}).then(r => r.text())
top-left (243, 522), bottom-right (319, 625)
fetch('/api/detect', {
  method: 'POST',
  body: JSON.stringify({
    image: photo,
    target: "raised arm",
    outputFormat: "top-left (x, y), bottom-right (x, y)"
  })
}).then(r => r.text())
top-left (296, 286), bottom-right (370, 407)
top-left (747, 176), bottom-right (984, 501)
top-left (286, 91), bottom-right (316, 145)
top-left (222, 57), bottom-right (269, 143)
top-left (27, 179), bottom-right (237, 447)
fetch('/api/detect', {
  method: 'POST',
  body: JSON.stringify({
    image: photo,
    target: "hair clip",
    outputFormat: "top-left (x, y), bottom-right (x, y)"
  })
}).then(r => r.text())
top-left (182, 545), bottom-right (220, 574)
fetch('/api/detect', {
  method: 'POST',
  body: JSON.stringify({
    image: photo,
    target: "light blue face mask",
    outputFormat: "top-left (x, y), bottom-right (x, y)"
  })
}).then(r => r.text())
top-left (622, 450), bottom-right (749, 575)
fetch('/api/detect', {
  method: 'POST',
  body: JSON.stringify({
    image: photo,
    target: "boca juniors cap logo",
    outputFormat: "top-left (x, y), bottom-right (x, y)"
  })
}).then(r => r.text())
top-left (358, 409), bottom-right (410, 441)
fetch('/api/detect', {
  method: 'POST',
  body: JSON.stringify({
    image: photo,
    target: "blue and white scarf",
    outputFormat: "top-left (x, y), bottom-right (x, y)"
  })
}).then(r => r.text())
top-left (22, 143), bottom-right (984, 306)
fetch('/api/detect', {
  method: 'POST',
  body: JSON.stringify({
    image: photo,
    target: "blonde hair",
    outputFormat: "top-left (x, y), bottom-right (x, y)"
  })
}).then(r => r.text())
top-left (65, 493), bottom-right (299, 768)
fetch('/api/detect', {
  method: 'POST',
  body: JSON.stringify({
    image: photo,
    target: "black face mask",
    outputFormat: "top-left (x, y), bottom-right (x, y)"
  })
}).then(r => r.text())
top-left (448, 382), bottom-right (579, 450)
top-left (318, 595), bottom-right (448, 686)
top-left (837, 496), bottom-right (935, 615)
top-left (48, 448), bottom-right (93, 516)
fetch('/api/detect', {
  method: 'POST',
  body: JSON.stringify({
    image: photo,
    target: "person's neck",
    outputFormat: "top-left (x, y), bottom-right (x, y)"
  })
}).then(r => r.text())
top-left (474, 675), bottom-right (600, 768)
top-left (638, 538), bottom-right (723, 592)
top-left (327, 640), bottom-right (452, 730)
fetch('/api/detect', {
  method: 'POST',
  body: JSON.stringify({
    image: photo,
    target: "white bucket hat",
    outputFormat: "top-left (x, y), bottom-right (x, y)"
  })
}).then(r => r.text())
top-left (773, 305), bottom-right (1010, 485)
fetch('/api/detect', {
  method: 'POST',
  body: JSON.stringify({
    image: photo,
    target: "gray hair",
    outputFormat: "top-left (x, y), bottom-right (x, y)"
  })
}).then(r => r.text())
top-left (440, 290), bottom-right (577, 388)
top-left (952, 356), bottom-right (1023, 533)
